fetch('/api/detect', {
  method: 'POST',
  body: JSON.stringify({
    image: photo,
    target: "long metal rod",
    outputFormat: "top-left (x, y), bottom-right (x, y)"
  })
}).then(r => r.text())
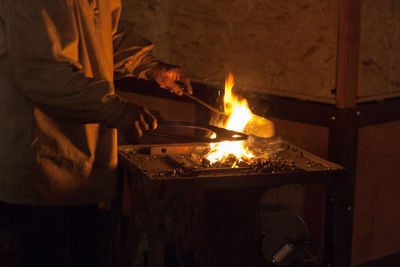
top-left (182, 91), bottom-right (225, 115)
top-left (157, 121), bottom-right (248, 140)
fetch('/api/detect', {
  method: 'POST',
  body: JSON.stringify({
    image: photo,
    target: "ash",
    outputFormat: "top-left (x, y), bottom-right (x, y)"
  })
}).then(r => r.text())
top-left (161, 152), bottom-right (303, 178)
top-left (202, 154), bottom-right (301, 173)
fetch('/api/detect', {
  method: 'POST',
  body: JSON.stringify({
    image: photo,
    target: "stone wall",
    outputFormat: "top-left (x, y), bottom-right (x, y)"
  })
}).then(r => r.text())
top-left (121, 0), bottom-right (338, 103)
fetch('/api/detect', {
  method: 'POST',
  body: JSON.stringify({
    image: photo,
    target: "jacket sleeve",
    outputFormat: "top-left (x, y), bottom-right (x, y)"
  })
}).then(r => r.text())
top-left (4, 0), bottom-right (125, 125)
top-left (112, 18), bottom-right (160, 80)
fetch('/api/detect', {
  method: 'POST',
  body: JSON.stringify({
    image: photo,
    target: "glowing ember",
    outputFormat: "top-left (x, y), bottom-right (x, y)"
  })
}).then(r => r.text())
top-left (206, 73), bottom-right (255, 166)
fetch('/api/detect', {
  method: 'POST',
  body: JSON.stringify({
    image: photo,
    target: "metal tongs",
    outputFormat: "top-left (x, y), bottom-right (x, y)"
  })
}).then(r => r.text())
top-left (145, 92), bottom-right (247, 143)
top-left (146, 120), bottom-right (248, 143)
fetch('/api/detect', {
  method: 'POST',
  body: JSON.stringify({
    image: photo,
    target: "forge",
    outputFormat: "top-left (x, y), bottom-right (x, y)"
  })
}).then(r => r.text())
top-left (118, 138), bottom-right (340, 183)
top-left (115, 73), bottom-right (350, 267)
top-left (118, 137), bottom-right (345, 266)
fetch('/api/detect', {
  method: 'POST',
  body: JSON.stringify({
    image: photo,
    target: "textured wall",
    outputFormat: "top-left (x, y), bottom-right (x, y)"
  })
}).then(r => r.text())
top-left (360, 0), bottom-right (400, 101)
top-left (352, 121), bottom-right (400, 265)
top-left (121, 0), bottom-right (338, 103)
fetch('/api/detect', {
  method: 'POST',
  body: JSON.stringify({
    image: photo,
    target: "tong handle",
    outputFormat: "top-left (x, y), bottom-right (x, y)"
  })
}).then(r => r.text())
top-left (182, 91), bottom-right (225, 115)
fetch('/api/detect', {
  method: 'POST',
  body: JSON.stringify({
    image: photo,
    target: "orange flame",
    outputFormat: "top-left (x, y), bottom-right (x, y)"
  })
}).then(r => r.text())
top-left (206, 73), bottom-right (254, 166)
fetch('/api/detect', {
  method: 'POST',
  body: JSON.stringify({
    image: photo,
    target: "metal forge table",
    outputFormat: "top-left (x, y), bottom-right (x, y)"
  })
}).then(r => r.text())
top-left (116, 141), bottom-right (351, 267)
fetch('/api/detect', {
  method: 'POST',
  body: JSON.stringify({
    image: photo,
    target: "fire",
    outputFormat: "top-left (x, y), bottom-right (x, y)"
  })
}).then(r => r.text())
top-left (206, 73), bottom-right (255, 166)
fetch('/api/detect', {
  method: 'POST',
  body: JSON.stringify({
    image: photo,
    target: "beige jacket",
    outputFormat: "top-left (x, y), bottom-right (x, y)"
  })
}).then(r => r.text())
top-left (0, 0), bottom-right (157, 205)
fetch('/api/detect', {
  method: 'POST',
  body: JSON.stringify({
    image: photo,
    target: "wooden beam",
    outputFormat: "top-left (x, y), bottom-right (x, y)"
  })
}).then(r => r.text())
top-left (336, 0), bottom-right (362, 108)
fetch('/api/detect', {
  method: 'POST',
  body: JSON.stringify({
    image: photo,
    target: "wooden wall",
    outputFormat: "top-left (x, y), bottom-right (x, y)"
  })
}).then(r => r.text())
top-left (352, 0), bottom-right (400, 264)
top-left (121, 0), bottom-right (339, 103)
top-left (352, 121), bottom-right (400, 265)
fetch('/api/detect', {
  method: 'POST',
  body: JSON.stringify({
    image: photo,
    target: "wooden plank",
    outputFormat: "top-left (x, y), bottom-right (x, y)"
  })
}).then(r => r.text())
top-left (246, 94), bottom-right (336, 128)
top-left (336, 0), bottom-right (362, 108)
top-left (352, 121), bottom-right (400, 265)
top-left (357, 97), bottom-right (400, 127)
top-left (358, 92), bottom-right (400, 103)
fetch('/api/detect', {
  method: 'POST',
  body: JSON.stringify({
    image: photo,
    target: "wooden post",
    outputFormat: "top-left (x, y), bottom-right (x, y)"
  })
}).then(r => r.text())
top-left (336, 0), bottom-right (361, 108)
top-left (326, 1), bottom-right (362, 265)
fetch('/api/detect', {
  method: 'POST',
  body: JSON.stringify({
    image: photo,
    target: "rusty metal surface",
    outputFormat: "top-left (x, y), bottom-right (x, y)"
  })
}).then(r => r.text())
top-left (118, 141), bottom-right (344, 190)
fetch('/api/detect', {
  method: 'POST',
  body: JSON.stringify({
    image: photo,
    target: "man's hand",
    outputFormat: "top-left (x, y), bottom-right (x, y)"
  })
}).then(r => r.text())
top-left (112, 102), bottom-right (157, 138)
top-left (147, 62), bottom-right (193, 96)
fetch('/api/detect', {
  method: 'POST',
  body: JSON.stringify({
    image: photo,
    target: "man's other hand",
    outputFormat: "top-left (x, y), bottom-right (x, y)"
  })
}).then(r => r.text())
top-left (147, 62), bottom-right (193, 96)
top-left (113, 102), bottom-right (157, 138)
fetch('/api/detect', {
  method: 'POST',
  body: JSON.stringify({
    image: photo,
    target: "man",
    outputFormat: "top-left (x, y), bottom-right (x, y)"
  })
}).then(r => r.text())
top-left (0, 0), bottom-right (192, 266)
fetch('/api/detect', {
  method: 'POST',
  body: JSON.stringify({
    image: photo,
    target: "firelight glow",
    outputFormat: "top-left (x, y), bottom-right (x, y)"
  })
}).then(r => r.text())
top-left (206, 73), bottom-right (254, 166)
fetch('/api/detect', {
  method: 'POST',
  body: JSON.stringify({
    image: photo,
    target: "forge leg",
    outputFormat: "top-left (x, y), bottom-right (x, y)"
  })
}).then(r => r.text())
top-left (125, 172), bottom-right (167, 267)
